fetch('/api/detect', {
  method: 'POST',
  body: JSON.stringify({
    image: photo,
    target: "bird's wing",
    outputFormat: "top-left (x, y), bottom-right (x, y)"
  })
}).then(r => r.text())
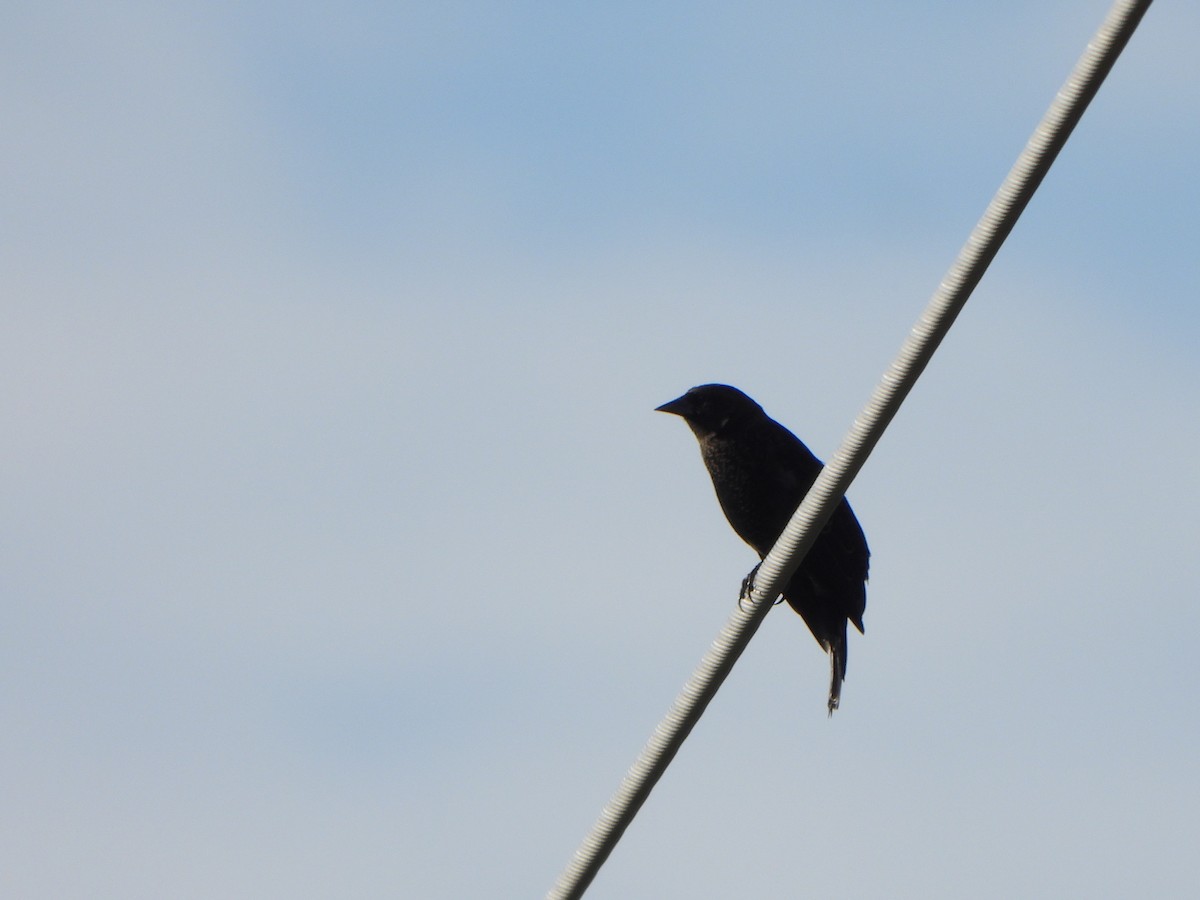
top-left (768, 423), bottom-right (871, 630)
top-left (821, 501), bottom-right (870, 630)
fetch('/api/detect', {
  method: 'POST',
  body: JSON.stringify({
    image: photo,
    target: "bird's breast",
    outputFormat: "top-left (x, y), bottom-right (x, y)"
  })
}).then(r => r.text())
top-left (700, 437), bottom-right (803, 556)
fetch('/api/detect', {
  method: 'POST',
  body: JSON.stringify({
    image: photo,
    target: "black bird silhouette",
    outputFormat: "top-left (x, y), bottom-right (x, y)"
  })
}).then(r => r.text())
top-left (657, 384), bottom-right (869, 713)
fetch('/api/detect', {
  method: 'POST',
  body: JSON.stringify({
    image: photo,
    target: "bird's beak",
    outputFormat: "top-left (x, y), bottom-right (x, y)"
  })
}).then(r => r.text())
top-left (655, 395), bottom-right (690, 417)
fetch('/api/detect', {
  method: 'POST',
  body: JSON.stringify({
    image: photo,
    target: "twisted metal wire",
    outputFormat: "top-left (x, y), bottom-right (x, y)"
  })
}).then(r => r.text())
top-left (548, 2), bottom-right (1153, 896)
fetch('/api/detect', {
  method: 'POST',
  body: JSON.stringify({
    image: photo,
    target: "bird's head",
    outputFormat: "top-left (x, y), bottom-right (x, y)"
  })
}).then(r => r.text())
top-left (655, 384), bottom-right (764, 438)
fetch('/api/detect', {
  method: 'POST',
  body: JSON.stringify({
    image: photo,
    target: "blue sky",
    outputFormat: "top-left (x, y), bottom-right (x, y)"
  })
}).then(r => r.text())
top-left (3, 2), bottom-right (1198, 897)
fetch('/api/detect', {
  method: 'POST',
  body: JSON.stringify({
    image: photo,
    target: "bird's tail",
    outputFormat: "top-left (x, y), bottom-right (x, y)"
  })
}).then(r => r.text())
top-left (826, 636), bottom-right (847, 716)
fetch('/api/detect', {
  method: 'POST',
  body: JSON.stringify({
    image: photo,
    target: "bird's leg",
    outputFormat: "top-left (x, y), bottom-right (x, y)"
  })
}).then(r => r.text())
top-left (737, 562), bottom-right (761, 611)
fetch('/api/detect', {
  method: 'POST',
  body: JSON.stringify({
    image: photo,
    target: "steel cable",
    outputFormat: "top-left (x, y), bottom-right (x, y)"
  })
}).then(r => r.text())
top-left (548, 2), bottom-right (1153, 896)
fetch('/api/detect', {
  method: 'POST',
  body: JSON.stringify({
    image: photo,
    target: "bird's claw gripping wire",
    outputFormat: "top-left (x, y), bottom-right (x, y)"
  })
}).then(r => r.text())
top-left (737, 562), bottom-right (787, 612)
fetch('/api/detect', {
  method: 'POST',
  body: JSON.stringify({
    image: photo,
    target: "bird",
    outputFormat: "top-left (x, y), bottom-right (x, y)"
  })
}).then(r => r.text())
top-left (656, 384), bottom-right (869, 713)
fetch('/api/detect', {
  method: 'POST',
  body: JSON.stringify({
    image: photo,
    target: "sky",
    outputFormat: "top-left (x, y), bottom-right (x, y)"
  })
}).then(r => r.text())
top-left (3, 2), bottom-right (1198, 897)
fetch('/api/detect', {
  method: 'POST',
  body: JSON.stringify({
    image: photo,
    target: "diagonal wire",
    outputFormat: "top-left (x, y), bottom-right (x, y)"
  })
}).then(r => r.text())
top-left (547, 1), bottom-right (1153, 897)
